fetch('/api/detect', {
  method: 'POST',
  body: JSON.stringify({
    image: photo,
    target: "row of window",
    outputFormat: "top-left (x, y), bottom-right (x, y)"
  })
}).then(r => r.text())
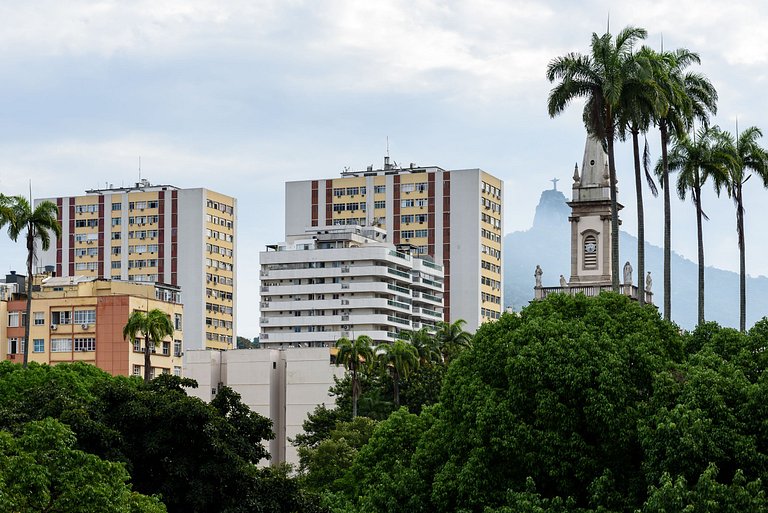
top-left (481, 228), bottom-right (502, 243)
top-left (332, 202), bottom-right (367, 213)
top-left (481, 292), bottom-right (501, 305)
top-left (75, 262), bottom-right (98, 271)
top-left (481, 307), bottom-right (501, 320)
top-left (128, 215), bottom-right (160, 225)
top-left (207, 200), bottom-right (234, 215)
top-left (113, 229), bottom-right (160, 240)
top-left (331, 217), bottom-right (368, 226)
top-left (113, 200), bottom-right (160, 211)
top-left (75, 219), bottom-right (99, 228)
top-left (132, 338), bottom-right (182, 356)
top-left (481, 244), bottom-right (501, 260)
top-left (132, 365), bottom-right (182, 378)
top-left (481, 212), bottom-right (502, 229)
top-left (206, 302), bottom-right (234, 315)
top-left (75, 204), bottom-right (99, 214)
top-left (51, 337), bottom-right (96, 352)
top-left (206, 288), bottom-right (233, 301)
top-left (129, 244), bottom-right (160, 254)
top-left (206, 332), bottom-right (234, 344)
top-left (75, 247), bottom-right (99, 257)
top-left (206, 317), bottom-right (233, 330)
top-left (206, 214), bottom-right (233, 229)
top-left (400, 229), bottom-right (429, 239)
top-left (333, 186), bottom-right (367, 197)
top-left (206, 258), bottom-right (233, 271)
top-left (482, 197), bottom-right (501, 214)
top-left (206, 229), bottom-right (234, 242)
top-left (481, 276), bottom-right (502, 289)
top-left (400, 198), bottom-right (428, 208)
top-left (481, 260), bottom-right (501, 274)
top-left (206, 273), bottom-right (234, 286)
top-left (401, 182), bottom-right (428, 193)
top-left (401, 214), bottom-right (428, 224)
top-left (75, 233), bottom-right (98, 242)
top-left (206, 243), bottom-right (233, 258)
top-left (482, 181), bottom-right (502, 199)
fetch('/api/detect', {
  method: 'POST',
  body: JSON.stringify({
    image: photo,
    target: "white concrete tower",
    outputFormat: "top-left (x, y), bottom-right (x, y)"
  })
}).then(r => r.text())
top-left (567, 136), bottom-right (622, 285)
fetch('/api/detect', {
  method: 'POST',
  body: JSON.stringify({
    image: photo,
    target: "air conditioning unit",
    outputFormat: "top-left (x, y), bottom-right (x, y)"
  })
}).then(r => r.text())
top-left (51, 324), bottom-right (58, 330)
top-left (81, 323), bottom-right (89, 330)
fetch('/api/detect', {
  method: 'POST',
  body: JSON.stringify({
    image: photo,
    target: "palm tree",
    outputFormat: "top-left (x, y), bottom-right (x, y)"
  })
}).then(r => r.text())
top-left (335, 335), bottom-right (373, 417)
top-left (376, 340), bottom-right (419, 407)
top-left (400, 327), bottom-right (440, 365)
top-left (667, 127), bottom-right (732, 325)
top-left (4, 196), bottom-right (61, 368)
top-left (123, 309), bottom-right (175, 382)
top-left (617, 46), bottom-right (661, 304)
top-left (547, 26), bottom-right (648, 291)
top-left (648, 47), bottom-right (718, 320)
top-left (435, 319), bottom-right (472, 362)
top-left (717, 126), bottom-right (768, 332)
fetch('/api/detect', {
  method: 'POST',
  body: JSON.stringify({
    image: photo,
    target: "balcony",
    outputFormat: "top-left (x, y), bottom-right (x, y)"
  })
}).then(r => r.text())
top-left (534, 283), bottom-right (653, 304)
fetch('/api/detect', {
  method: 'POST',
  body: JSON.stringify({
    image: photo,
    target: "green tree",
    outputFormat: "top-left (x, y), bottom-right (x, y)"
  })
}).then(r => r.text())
top-left (335, 335), bottom-right (374, 418)
top-left (0, 418), bottom-right (166, 513)
top-left (717, 126), bottom-right (768, 332)
top-left (648, 47), bottom-right (718, 321)
top-left (434, 319), bottom-right (472, 362)
top-left (400, 327), bottom-right (441, 365)
top-left (376, 340), bottom-right (419, 407)
top-left (4, 196), bottom-right (61, 368)
top-left (547, 26), bottom-right (648, 291)
top-left (667, 126), bottom-right (732, 325)
top-left (122, 309), bottom-right (175, 382)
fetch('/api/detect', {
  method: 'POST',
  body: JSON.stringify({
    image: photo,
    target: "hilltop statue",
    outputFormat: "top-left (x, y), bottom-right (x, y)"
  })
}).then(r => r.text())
top-left (623, 261), bottom-right (633, 286)
top-left (559, 274), bottom-right (567, 288)
top-left (646, 271), bottom-right (652, 293)
top-left (534, 265), bottom-right (543, 288)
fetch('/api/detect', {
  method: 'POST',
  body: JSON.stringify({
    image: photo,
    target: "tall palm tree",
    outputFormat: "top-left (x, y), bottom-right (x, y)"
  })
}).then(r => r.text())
top-left (5, 196), bottom-right (61, 368)
top-left (335, 335), bottom-right (373, 417)
top-left (648, 47), bottom-right (718, 320)
top-left (123, 309), bottom-right (175, 382)
top-left (617, 46), bottom-right (661, 304)
top-left (435, 319), bottom-right (472, 363)
top-left (547, 26), bottom-right (648, 291)
top-left (717, 126), bottom-right (768, 332)
top-left (400, 327), bottom-right (440, 365)
top-left (376, 340), bottom-right (419, 407)
top-left (667, 127), bottom-right (732, 325)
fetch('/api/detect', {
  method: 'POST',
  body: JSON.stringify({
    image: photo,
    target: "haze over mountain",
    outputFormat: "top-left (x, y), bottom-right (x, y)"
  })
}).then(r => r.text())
top-left (504, 188), bottom-right (768, 330)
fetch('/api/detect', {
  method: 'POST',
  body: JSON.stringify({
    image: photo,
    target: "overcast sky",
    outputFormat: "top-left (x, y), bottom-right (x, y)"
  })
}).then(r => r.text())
top-left (1, 0), bottom-right (766, 337)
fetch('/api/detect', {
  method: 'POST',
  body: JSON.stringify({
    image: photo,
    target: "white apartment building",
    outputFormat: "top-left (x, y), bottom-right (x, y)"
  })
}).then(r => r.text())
top-left (259, 225), bottom-right (444, 348)
top-left (37, 180), bottom-right (237, 350)
top-left (284, 161), bottom-right (503, 332)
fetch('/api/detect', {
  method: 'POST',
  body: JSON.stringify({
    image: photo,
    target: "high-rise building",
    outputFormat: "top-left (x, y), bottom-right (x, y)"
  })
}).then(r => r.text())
top-left (284, 161), bottom-right (503, 332)
top-left (37, 180), bottom-right (236, 350)
top-left (1, 275), bottom-right (184, 377)
top-left (259, 225), bottom-right (444, 347)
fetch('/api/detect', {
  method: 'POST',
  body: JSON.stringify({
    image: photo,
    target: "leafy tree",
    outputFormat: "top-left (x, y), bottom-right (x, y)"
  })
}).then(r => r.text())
top-left (123, 309), bottom-right (175, 382)
top-left (668, 126), bottom-right (732, 325)
top-left (376, 340), bottom-right (419, 407)
top-left (547, 26), bottom-right (648, 291)
top-left (434, 319), bottom-right (472, 362)
top-left (0, 418), bottom-right (166, 513)
top-left (4, 196), bottom-right (61, 368)
top-left (335, 335), bottom-right (374, 418)
top-left (400, 327), bottom-right (441, 365)
top-left (717, 126), bottom-right (768, 332)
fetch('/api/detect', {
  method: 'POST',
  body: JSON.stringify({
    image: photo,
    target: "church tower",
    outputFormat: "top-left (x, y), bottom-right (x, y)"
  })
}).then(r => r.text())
top-left (567, 136), bottom-right (622, 285)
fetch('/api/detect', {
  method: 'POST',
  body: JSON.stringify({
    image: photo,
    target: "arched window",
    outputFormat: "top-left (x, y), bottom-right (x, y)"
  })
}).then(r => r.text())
top-left (583, 233), bottom-right (598, 270)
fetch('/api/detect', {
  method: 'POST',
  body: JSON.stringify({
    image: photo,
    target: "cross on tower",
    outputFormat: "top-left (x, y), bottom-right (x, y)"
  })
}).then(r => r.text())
top-left (551, 177), bottom-right (560, 191)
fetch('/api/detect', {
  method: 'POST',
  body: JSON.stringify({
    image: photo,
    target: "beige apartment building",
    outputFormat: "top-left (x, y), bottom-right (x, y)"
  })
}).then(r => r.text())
top-left (37, 180), bottom-right (236, 350)
top-left (285, 160), bottom-right (503, 332)
top-left (2, 276), bottom-right (184, 377)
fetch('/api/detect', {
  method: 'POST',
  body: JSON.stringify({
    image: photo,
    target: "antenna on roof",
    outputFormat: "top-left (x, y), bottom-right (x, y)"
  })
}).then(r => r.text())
top-left (386, 136), bottom-right (389, 158)
top-left (138, 156), bottom-right (142, 182)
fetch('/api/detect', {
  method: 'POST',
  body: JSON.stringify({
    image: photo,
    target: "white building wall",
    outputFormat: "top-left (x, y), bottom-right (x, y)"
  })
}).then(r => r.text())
top-left (177, 189), bottom-right (206, 350)
top-left (285, 181), bottom-right (313, 237)
top-left (449, 169), bottom-right (482, 331)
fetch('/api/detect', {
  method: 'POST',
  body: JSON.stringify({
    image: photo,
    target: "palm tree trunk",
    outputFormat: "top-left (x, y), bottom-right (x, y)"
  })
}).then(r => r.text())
top-left (144, 338), bottom-right (152, 382)
top-left (661, 123), bottom-right (672, 321)
top-left (631, 129), bottom-right (645, 305)
top-left (23, 228), bottom-right (34, 369)
top-left (392, 370), bottom-right (400, 408)
top-left (351, 366), bottom-right (358, 418)
top-left (606, 129), bottom-right (620, 292)
top-left (737, 185), bottom-right (746, 332)
top-left (694, 178), bottom-right (705, 325)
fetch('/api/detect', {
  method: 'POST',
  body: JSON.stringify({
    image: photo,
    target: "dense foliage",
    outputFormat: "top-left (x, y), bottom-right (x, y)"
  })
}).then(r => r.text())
top-left (0, 362), bottom-right (318, 513)
top-left (302, 293), bottom-right (768, 512)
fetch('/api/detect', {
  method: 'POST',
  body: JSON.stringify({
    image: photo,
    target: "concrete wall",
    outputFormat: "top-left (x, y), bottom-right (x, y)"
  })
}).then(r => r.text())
top-left (177, 189), bottom-right (205, 349)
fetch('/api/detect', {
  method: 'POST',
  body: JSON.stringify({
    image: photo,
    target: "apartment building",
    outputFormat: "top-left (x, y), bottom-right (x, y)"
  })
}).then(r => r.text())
top-left (285, 160), bottom-right (503, 332)
top-left (37, 179), bottom-right (236, 350)
top-left (259, 226), bottom-right (444, 348)
top-left (2, 275), bottom-right (184, 377)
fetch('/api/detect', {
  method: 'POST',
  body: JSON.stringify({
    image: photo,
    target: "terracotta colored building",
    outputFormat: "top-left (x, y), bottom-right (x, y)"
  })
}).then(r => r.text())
top-left (2, 275), bottom-right (184, 377)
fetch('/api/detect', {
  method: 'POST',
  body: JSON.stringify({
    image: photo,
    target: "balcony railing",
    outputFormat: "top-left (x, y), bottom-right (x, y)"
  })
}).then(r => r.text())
top-left (534, 283), bottom-right (653, 304)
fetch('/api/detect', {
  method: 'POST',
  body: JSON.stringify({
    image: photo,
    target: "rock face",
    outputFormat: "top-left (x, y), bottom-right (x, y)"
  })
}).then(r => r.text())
top-left (504, 189), bottom-right (768, 330)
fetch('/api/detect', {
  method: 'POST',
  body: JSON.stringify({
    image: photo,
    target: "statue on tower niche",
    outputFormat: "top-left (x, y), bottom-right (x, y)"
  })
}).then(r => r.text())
top-left (646, 272), bottom-right (652, 293)
top-left (534, 265), bottom-right (543, 288)
top-left (623, 261), bottom-right (633, 286)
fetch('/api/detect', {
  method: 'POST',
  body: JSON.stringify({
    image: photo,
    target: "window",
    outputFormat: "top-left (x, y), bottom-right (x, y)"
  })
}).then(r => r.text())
top-left (173, 340), bottom-right (182, 357)
top-left (7, 338), bottom-right (25, 354)
top-left (374, 185), bottom-right (386, 194)
top-left (401, 199), bottom-right (414, 208)
top-left (111, 247), bottom-right (121, 255)
top-left (374, 200), bottom-right (386, 209)
top-left (34, 312), bottom-right (45, 325)
top-left (415, 229), bottom-right (428, 238)
top-left (51, 338), bottom-right (72, 352)
top-left (112, 202), bottom-right (122, 211)
top-left (133, 339), bottom-right (142, 352)
top-left (174, 314), bottom-right (182, 330)
top-left (8, 312), bottom-right (19, 327)
top-left (401, 230), bottom-right (414, 239)
top-left (111, 261), bottom-right (121, 269)
top-left (162, 341), bottom-right (170, 356)
top-left (111, 232), bottom-right (121, 240)
top-left (133, 365), bottom-right (141, 376)
top-left (401, 215), bottom-right (414, 224)
top-left (401, 183), bottom-right (415, 193)
top-left (74, 337), bottom-right (96, 351)
top-left (173, 366), bottom-right (181, 377)
top-left (73, 310), bottom-right (96, 325)
top-left (51, 311), bottom-right (71, 325)
top-left (112, 217), bottom-right (121, 226)
top-left (33, 339), bottom-right (45, 353)
top-left (583, 233), bottom-right (598, 270)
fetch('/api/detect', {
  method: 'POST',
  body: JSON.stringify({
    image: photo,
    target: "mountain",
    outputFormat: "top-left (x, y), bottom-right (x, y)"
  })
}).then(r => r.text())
top-left (504, 189), bottom-right (768, 330)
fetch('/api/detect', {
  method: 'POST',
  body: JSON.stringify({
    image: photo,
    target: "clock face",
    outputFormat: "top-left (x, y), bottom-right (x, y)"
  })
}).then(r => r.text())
top-left (585, 242), bottom-right (597, 254)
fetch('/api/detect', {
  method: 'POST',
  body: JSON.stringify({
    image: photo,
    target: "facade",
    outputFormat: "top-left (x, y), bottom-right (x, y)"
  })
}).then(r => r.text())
top-left (2, 275), bottom-right (184, 377)
top-left (259, 226), bottom-right (444, 348)
top-left (184, 347), bottom-right (344, 466)
top-left (284, 161), bottom-right (503, 332)
top-left (37, 179), bottom-right (236, 350)
top-left (533, 136), bottom-right (653, 303)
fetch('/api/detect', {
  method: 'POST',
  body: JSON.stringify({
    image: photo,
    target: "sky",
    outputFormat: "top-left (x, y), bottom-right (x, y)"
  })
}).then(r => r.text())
top-left (1, 0), bottom-right (767, 337)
